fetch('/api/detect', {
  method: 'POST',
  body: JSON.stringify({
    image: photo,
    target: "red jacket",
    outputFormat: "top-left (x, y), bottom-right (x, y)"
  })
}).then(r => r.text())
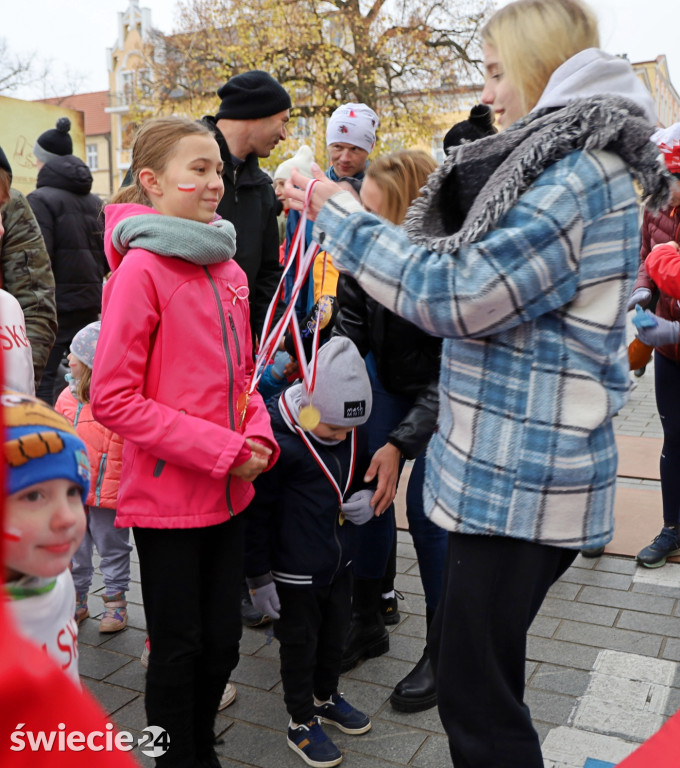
top-left (91, 204), bottom-right (279, 529)
top-left (55, 388), bottom-right (123, 510)
top-left (633, 204), bottom-right (680, 361)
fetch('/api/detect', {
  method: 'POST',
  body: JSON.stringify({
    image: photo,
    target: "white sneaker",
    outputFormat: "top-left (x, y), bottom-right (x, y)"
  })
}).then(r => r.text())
top-left (140, 637), bottom-right (150, 668)
top-left (218, 681), bottom-right (237, 710)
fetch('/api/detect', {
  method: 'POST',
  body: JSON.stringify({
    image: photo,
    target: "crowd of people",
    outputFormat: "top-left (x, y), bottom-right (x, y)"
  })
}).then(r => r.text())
top-left (2, 0), bottom-right (680, 766)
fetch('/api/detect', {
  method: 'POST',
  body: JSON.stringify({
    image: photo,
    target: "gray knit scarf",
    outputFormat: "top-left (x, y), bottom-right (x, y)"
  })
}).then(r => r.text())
top-left (112, 214), bottom-right (237, 265)
top-left (404, 95), bottom-right (671, 253)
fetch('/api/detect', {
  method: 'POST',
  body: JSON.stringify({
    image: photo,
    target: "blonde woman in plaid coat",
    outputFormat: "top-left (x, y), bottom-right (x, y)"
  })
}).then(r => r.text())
top-left (285, 1), bottom-right (673, 765)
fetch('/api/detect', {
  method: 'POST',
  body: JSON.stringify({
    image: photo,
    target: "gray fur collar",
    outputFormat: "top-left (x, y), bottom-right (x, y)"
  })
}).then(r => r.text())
top-left (404, 95), bottom-right (671, 254)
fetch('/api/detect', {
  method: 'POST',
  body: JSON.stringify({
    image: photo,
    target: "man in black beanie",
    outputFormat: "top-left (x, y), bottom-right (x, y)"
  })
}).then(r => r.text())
top-left (203, 70), bottom-right (291, 631)
top-left (203, 70), bottom-right (291, 342)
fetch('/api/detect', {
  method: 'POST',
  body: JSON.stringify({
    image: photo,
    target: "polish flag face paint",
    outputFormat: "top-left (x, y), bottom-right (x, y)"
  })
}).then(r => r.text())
top-left (3, 526), bottom-right (21, 541)
top-left (177, 183), bottom-right (197, 192)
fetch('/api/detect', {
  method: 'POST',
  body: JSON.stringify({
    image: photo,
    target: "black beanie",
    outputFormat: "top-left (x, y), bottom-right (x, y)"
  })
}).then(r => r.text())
top-left (215, 70), bottom-right (291, 121)
top-left (34, 117), bottom-right (73, 163)
top-left (0, 144), bottom-right (11, 181)
top-left (443, 104), bottom-right (497, 152)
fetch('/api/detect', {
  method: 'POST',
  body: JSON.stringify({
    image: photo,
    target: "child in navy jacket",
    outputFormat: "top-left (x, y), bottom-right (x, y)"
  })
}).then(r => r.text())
top-left (246, 337), bottom-right (375, 768)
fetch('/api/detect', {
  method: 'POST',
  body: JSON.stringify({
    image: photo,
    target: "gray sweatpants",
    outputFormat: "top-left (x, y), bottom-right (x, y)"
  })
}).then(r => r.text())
top-left (71, 506), bottom-right (132, 597)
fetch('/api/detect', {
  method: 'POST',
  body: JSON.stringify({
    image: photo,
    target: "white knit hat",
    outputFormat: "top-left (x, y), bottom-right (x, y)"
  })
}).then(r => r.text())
top-left (651, 123), bottom-right (680, 177)
top-left (326, 103), bottom-right (379, 154)
top-left (299, 337), bottom-right (372, 427)
top-left (274, 145), bottom-right (315, 180)
top-left (651, 123), bottom-right (680, 148)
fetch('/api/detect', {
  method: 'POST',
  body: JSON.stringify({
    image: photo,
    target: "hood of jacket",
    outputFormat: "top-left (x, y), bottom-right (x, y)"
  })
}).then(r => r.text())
top-left (533, 48), bottom-right (657, 125)
top-left (104, 203), bottom-right (160, 271)
top-left (35, 155), bottom-right (93, 195)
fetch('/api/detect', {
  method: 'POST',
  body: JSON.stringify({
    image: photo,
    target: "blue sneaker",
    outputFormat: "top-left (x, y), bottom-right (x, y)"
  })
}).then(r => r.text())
top-left (637, 525), bottom-right (680, 568)
top-left (314, 692), bottom-right (371, 735)
top-left (287, 718), bottom-right (342, 768)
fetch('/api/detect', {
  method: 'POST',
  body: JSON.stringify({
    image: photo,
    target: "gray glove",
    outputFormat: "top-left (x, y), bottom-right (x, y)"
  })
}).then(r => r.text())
top-left (637, 315), bottom-right (680, 347)
top-left (246, 574), bottom-right (280, 620)
top-left (627, 287), bottom-right (653, 312)
top-left (341, 489), bottom-right (375, 526)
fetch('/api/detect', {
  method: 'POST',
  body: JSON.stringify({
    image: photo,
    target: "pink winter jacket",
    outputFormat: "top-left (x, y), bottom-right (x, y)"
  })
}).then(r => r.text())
top-left (90, 203), bottom-right (279, 529)
top-left (55, 387), bottom-right (123, 510)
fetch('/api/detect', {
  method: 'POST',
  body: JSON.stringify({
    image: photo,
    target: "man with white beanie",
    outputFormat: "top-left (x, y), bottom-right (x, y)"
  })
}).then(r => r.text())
top-left (325, 102), bottom-right (379, 182)
top-left (283, 103), bottom-right (379, 318)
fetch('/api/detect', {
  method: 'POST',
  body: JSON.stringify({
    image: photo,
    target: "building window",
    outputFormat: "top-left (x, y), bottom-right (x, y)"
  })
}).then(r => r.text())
top-left (121, 71), bottom-right (135, 103)
top-left (86, 144), bottom-right (99, 171)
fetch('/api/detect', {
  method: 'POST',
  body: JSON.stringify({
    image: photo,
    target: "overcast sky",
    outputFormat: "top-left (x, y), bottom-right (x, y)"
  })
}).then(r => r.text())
top-left (4, 0), bottom-right (679, 105)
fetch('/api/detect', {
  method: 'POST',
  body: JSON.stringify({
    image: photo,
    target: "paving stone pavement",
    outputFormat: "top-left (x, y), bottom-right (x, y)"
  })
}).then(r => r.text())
top-left (78, 360), bottom-right (680, 767)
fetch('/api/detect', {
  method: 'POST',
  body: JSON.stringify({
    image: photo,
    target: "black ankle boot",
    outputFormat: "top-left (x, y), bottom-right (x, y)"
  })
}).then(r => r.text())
top-left (340, 577), bottom-right (389, 672)
top-left (390, 647), bottom-right (437, 712)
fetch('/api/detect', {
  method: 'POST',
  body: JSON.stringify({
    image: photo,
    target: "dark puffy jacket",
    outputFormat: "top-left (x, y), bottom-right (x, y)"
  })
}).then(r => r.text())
top-left (202, 116), bottom-right (283, 339)
top-left (27, 156), bottom-right (107, 314)
top-left (0, 189), bottom-right (57, 384)
top-left (333, 274), bottom-right (441, 459)
top-left (633, 204), bottom-right (680, 362)
top-left (245, 395), bottom-right (373, 587)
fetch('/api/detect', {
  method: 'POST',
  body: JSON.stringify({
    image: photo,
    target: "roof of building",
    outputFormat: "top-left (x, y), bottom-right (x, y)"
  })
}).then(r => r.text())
top-left (37, 91), bottom-right (110, 136)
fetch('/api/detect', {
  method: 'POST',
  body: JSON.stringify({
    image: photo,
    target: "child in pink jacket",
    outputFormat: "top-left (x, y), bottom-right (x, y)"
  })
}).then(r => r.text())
top-left (55, 320), bottom-right (129, 633)
top-left (90, 116), bottom-right (278, 767)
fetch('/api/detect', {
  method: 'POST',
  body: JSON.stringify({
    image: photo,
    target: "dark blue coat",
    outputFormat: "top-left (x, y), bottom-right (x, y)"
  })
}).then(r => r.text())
top-left (245, 394), bottom-right (373, 588)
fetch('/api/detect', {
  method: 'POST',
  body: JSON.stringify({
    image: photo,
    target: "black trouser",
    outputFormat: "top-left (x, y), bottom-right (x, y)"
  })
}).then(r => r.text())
top-left (429, 533), bottom-right (577, 768)
top-left (37, 308), bottom-right (99, 404)
top-left (274, 568), bottom-right (352, 724)
top-left (654, 352), bottom-right (680, 526)
top-left (134, 515), bottom-right (244, 767)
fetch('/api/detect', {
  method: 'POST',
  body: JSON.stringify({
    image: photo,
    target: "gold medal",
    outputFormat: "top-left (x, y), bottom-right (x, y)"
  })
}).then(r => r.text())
top-left (236, 391), bottom-right (249, 426)
top-left (338, 508), bottom-right (345, 526)
top-left (298, 404), bottom-right (321, 431)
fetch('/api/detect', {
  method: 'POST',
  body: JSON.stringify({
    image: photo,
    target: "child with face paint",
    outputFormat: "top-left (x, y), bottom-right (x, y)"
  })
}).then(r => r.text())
top-left (89, 116), bottom-right (280, 767)
top-left (3, 390), bottom-right (90, 686)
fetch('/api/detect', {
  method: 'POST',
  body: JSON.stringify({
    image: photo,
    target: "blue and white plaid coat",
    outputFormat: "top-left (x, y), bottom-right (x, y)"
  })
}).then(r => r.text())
top-left (314, 147), bottom-right (643, 549)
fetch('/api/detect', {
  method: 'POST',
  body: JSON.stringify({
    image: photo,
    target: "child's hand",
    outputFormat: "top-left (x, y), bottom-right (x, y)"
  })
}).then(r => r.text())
top-left (364, 443), bottom-right (401, 516)
top-left (626, 287), bottom-right (652, 312)
top-left (636, 314), bottom-right (680, 347)
top-left (246, 574), bottom-right (280, 620)
top-left (229, 439), bottom-right (272, 482)
top-left (283, 358), bottom-right (300, 379)
top-left (341, 489), bottom-right (375, 525)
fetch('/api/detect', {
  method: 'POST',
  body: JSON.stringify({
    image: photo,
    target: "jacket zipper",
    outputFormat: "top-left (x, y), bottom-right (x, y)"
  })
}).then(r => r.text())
top-left (74, 401), bottom-right (83, 427)
top-left (96, 453), bottom-right (107, 506)
top-left (328, 451), bottom-right (345, 581)
top-left (204, 265), bottom-right (236, 517)
top-left (228, 313), bottom-right (241, 366)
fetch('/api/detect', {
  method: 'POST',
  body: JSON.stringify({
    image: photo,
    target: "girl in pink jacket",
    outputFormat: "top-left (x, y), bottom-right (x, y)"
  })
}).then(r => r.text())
top-left (55, 320), bottom-right (130, 633)
top-left (90, 116), bottom-right (279, 767)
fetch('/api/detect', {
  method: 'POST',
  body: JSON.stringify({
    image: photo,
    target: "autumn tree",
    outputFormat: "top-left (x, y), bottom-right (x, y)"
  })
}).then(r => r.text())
top-left (143, 0), bottom-right (492, 158)
top-left (0, 39), bottom-right (87, 99)
top-left (0, 39), bottom-right (42, 95)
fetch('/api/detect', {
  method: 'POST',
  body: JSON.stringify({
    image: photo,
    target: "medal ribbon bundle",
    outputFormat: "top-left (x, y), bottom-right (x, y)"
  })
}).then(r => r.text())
top-left (238, 180), bottom-right (324, 429)
top-left (279, 394), bottom-right (356, 524)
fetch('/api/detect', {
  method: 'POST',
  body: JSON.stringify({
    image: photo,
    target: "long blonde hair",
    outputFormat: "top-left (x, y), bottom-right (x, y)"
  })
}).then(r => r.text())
top-left (365, 150), bottom-right (437, 225)
top-left (481, 0), bottom-right (599, 116)
top-left (111, 117), bottom-right (215, 206)
top-left (76, 366), bottom-right (93, 405)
